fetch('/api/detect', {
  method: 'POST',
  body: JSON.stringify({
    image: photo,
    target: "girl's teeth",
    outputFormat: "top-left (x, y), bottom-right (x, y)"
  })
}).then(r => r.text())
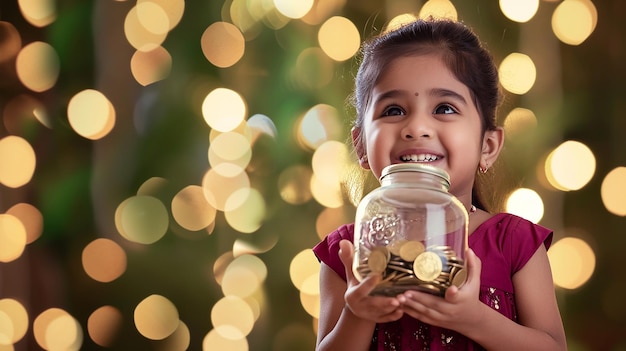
top-left (401, 154), bottom-right (438, 162)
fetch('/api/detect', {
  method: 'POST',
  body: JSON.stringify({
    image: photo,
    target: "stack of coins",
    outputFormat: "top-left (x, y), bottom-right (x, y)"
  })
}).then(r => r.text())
top-left (356, 240), bottom-right (467, 296)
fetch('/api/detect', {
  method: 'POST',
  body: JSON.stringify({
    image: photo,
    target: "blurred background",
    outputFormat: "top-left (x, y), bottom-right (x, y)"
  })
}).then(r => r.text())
top-left (0, 0), bottom-right (625, 350)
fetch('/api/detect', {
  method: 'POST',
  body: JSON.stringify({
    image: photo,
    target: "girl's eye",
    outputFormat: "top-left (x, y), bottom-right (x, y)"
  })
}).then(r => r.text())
top-left (382, 106), bottom-right (405, 116)
top-left (434, 104), bottom-right (457, 115)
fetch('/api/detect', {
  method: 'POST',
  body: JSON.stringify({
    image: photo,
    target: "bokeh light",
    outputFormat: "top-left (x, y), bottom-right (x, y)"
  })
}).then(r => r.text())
top-left (297, 104), bottom-right (343, 150)
top-left (419, 0), bottom-right (458, 20)
top-left (33, 308), bottom-right (82, 351)
top-left (505, 188), bottom-right (544, 223)
top-left (15, 41), bottom-right (59, 92)
top-left (202, 328), bottom-right (248, 351)
top-left (224, 187), bottom-right (265, 233)
top-left (3, 94), bottom-right (51, 131)
top-left (552, 0), bottom-right (597, 45)
top-left (202, 88), bottom-right (247, 132)
top-left (87, 306), bottom-right (123, 348)
top-left (503, 107), bottom-right (537, 137)
top-left (499, 53), bottom-right (536, 95)
top-left (82, 238), bottom-right (127, 283)
top-left (0, 298), bottom-right (28, 346)
top-left (211, 296), bottom-right (255, 338)
top-left (115, 195), bottom-right (169, 244)
top-left (17, 0), bottom-right (56, 27)
top-left (385, 13), bottom-right (418, 33)
top-left (201, 21), bottom-right (245, 68)
top-left (601, 167), bottom-right (626, 216)
top-left (6, 203), bottom-right (43, 244)
top-left (545, 140), bottom-right (595, 191)
top-left (318, 16), bottom-right (360, 62)
top-left (499, 0), bottom-right (539, 23)
top-left (274, 0), bottom-right (313, 19)
top-left (171, 185), bottom-right (217, 231)
top-left (130, 46), bottom-right (172, 86)
top-left (134, 295), bottom-right (179, 340)
top-left (0, 21), bottom-right (22, 63)
top-left (124, 4), bottom-right (168, 51)
top-left (67, 89), bottom-right (116, 140)
top-left (278, 165), bottom-right (313, 205)
top-left (0, 214), bottom-right (27, 263)
top-left (548, 237), bottom-right (595, 290)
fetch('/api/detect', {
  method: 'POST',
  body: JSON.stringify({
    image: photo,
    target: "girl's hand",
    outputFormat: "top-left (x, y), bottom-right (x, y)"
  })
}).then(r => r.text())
top-left (398, 248), bottom-right (485, 331)
top-left (338, 239), bottom-right (404, 323)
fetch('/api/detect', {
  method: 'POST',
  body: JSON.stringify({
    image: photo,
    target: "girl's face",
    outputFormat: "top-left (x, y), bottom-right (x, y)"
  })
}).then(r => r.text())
top-left (354, 54), bottom-right (500, 205)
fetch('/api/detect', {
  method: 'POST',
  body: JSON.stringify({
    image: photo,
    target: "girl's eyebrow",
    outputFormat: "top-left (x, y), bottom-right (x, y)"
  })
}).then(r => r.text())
top-left (429, 88), bottom-right (468, 105)
top-left (372, 89), bottom-right (405, 104)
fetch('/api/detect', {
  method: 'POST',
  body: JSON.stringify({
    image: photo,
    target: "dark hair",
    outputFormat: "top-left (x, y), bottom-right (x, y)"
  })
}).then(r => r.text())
top-left (350, 18), bottom-right (502, 211)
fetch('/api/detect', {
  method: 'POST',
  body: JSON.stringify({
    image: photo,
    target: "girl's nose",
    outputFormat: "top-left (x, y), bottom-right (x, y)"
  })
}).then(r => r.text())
top-left (401, 115), bottom-right (432, 140)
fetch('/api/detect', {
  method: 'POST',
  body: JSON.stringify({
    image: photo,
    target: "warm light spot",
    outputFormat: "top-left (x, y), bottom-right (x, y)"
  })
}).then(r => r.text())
top-left (301, 0), bottom-right (346, 25)
top-left (221, 255), bottom-right (266, 298)
top-left (224, 188), bottom-right (265, 233)
top-left (3, 94), bottom-right (51, 131)
top-left (546, 141), bottom-right (595, 191)
top-left (202, 167), bottom-right (250, 211)
top-left (138, 0), bottom-right (184, 31)
top-left (552, 0), bottom-right (597, 45)
top-left (316, 206), bottom-right (354, 240)
top-left (0, 136), bottom-right (36, 188)
top-left (136, 1), bottom-right (170, 35)
top-left (274, 0), bottom-right (313, 19)
top-left (311, 173), bottom-right (344, 208)
top-left (82, 238), bottom-right (127, 283)
top-left (0, 21), bottom-right (22, 63)
top-left (503, 107), bottom-right (537, 136)
top-left (385, 13), bottom-right (418, 33)
top-left (247, 114), bottom-right (277, 142)
top-left (499, 0), bottom-right (539, 23)
top-left (505, 188), bottom-right (544, 223)
top-left (125, 5), bottom-right (167, 52)
top-left (278, 165), bottom-right (313, 205)
top-left (298, 104), bottom-right (342, 150)
top-left (201, 22), bottom-right (245, 68)
top-left (15, 41), bottom-right (59, 92)
top-left (6, 203), bottom-right (43, 244)
top-left (0, 299), bottom-right (28, 345)
top-left (419, 0), bottom-right (458, 20)
top-left (171, 185), bottom-right (216, 231)
top-left (499, 53), bottom-right (536, 95)
top-left (312, 140), bottom-right (349, 186)
top-left (136, 176), bottom-right (169, 196)
top-left (601, 167), bottom-right (626, 216)
top-left (208, 131), bottom-right (252, 172)
top-left (87, 306), bottom-right (123, 348)
top-left (131, 46), bottom-right (172, 86)
top-left (155, 321), bottom-right (190, 351)
top-left (18, 0), bottom-right (56, 27)
top-left (294, 47), bottom-right (334, 90)
top-left (548, 237), bottom-right (595, 289)
top-left (134, 295), bottom-right (179, 340)
top-left (211, 296), bottom-right (255, 338)
top-left (289, 249), bottom-right (320, 291)
top-left (318, 16), bottom-right (360, 62)
top-left (299, 279), bottom-right (320, 318)
top-left (115, 195), bottom-right (169, 244)
top-left (202, 328), bottom-right (248, 351)
top-left (67, 89), bottom-right (116, 140)
top-left (34, 308), bottom-right (82, 351)
top-left (202, 88), bottom-right (247, 132)
top-left (232, 236), bottom-right (278, 257)
top-left (0, 214), bottom-right (27, 263)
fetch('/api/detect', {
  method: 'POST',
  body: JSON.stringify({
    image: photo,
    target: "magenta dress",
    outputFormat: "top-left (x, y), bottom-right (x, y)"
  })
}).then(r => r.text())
top-left (313, 213), bottom-right (553, 351)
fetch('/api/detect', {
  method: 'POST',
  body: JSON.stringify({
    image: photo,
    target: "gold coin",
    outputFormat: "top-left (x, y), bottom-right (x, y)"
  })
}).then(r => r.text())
top-left (367, 247), bottom-right (389, 274)
top-left (451, 267), bottom-right (468, 288)
top-left (388, 239), bottom-right (408, 256)
top-left (399, 241), bottom-right (425, 262)
top-left (413, 251), bottom-right (443, 282)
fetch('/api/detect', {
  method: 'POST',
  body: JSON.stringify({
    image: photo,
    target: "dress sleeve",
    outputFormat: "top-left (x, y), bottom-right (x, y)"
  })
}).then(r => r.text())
top-left (312, 224), bottom-right (354, 281)
top-left (504, 215), bottom-right (553, 274)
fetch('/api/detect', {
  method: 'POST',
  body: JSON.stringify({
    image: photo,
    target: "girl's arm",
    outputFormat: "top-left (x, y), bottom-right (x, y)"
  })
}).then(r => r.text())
top-left (400, 247), bottom-right (567, 351)
top-left (316, 240), bottom-right (404, 351)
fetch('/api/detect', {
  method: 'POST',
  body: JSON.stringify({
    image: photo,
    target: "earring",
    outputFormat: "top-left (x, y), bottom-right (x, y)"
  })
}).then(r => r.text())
top-left (479, 163), bottom-right (489, 174)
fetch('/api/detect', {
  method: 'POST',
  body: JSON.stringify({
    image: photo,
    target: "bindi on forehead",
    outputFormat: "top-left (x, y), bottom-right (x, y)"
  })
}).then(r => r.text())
top-left (414, 92), bottom-right (419, 96)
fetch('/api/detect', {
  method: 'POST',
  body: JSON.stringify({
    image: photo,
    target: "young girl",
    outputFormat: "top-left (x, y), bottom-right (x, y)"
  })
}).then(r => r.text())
top-left (313, 18), bottom-right (567, 350)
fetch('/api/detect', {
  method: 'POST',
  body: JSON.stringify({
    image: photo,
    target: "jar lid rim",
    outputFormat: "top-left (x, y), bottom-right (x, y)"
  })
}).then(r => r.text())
top-left (380, 164), bottom-right (450, 184)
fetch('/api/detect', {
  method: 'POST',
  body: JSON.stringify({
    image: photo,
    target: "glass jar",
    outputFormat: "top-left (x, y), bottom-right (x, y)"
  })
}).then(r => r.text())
top-left (353, 163), bottom-right (469, 296)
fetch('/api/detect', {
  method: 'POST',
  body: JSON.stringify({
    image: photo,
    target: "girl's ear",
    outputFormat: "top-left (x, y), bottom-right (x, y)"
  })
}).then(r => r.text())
top-left (351, 127), bottom-right (370, 169)
top-left (480, 127), bottom-right (504, 172)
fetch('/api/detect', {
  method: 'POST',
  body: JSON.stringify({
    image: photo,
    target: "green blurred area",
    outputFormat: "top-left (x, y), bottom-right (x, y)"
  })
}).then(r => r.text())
top-left (1, 1), bottom-right (626, 350)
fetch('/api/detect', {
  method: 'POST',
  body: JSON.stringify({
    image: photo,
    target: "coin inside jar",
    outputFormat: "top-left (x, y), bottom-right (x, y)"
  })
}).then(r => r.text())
top-left (398, 240), bottom-right (425, 262)
top-left (450, 267), bottom-right (467, 288)
top-left (367, 246), bottom-right (390, 274)
top-left (413, 251), bottom-right (443, 282)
